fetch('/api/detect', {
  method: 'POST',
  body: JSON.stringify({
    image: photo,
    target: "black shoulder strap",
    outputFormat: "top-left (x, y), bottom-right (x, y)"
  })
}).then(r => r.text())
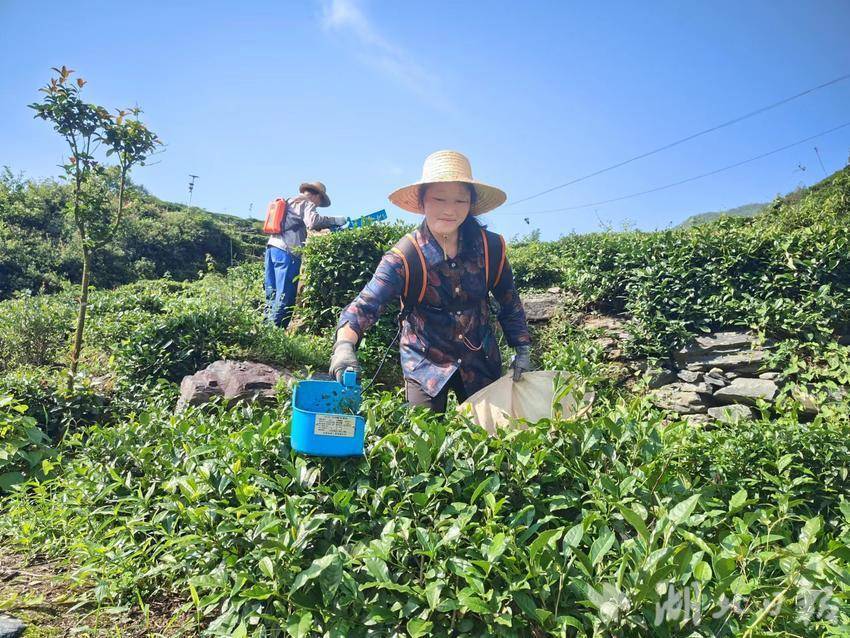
top-left (390, 233), bottom-right (427, 312)
top-left (480, 227), bottom-right (507, 294)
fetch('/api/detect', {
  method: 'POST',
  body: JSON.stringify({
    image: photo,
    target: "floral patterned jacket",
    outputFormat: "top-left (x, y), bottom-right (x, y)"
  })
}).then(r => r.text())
top-left (338, 217), bottom-right (530, 397)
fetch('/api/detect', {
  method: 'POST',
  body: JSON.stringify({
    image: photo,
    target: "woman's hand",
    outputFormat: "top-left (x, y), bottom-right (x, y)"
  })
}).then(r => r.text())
top-left (510, 344), bottom-right (532, 381)
top-left (330, 330), bottom-right (360, 383)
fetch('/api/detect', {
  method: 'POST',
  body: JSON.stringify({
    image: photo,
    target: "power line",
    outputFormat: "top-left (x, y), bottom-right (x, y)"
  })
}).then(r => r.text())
top-left (508, 71), bottom-right (850, 207)
top-left (495, 121), bottom-right (850, 217)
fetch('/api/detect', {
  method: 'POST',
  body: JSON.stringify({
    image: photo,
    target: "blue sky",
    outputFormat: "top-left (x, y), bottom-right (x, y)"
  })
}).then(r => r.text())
top-left (1, 0), bottom-right (849, 239)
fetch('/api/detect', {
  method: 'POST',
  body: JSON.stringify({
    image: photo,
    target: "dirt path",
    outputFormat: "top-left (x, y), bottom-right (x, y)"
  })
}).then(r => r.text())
top-left (0, 552), bottom-right (195, 637)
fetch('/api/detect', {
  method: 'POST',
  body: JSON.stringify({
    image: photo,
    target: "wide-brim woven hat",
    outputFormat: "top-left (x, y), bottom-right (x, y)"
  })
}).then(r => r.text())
top-left (388, 150), bottom-right (507, 215)
top-left (299, 181), bottom-right (331, 207)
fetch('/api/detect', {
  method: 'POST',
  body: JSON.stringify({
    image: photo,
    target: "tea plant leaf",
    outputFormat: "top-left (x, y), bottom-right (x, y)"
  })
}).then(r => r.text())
top-left (364, 557), bottom-right (390, 583)
top-left (486, 532), bottom-right (508, 563)
top-left (258, 556), bottom-right (275, 579)
top-left (617, 504), bottom-right (650, 543)
top-left (669, 493), bottom-right (701, 525)
top-left (286, 611), bottom-right (313, 638)
top-left (289, 552), bottom-right (338, 595)
top-left (693, 560), bottom-right (712, 583)
top-left (729, 488), bottom-right (748, 513)
top-left (425, 581), bottom-right (443, 610)
top-left (406, 618), bottom-right (433, 638)
top-left (589, 528), bottom-right (616, 566)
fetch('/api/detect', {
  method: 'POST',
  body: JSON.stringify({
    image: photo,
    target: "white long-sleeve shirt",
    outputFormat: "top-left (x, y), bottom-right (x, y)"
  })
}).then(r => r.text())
top-left (266, 195), bottom-right (344, 252)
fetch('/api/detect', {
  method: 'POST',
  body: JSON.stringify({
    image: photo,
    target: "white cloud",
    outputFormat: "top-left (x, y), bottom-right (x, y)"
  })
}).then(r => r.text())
top-left (320, 0), bottom-right (453, 113)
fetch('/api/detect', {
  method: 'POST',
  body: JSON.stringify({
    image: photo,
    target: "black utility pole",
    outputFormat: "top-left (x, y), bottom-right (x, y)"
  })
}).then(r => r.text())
top-left (188, 174), bottom-right (199, 205)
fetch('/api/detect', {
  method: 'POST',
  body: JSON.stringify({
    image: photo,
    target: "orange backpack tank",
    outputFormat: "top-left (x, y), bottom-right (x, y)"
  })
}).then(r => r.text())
top-left (263, 198), bottom-right (287, 234)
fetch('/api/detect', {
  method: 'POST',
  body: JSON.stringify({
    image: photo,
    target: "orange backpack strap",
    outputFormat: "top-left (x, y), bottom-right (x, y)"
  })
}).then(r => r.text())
top-left (480, 228), bottom-right (507, 293)
top-left (390, 233), bottom-right (427, 313)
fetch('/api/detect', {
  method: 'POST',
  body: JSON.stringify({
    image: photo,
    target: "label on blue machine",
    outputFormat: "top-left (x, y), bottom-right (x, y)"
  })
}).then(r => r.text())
top-left (314, 413), bottom-right (357, 437)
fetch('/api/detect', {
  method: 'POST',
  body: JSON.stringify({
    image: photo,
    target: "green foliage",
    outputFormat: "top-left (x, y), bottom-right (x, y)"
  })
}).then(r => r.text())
top-left (507, 238), bottom-right (565, 290)
top-left (624, 216), bottom-right (849, 356)
top-left (675, 411), bottom-right (850, 520)
top-left (296, 223), bottom-right (411, 384)
top-left (0, 263), bottom-right (327, 390)
top-left (0, 368), bottom-right (112, 440)
top-left (0, 168), bottom-right (264, 301)
top-left (509, 167), bottom-right (850, 357)
top-left (0, 395), bottom-right (55, 493)
top-left (1, 392), bottom-right (848, 636)
top-left (0, 289), bottom-right (75, 372)
top-left (677, 202), bottom-right (766, 229)
top-left (297, 222), bottom-right (410, 332)
top-left (84, 264), bottom-right (328, 384)
top-left (108, 279), bottom-right (262, 383)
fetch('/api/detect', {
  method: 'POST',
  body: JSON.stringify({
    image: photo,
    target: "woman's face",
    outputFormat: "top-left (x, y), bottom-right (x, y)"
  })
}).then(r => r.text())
top-left (422, 182), bottom-right (472, 237)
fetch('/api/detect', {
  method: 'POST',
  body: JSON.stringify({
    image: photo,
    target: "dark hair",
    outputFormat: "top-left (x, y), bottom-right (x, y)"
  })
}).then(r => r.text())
top-left (417, 182), bottom-right (478, 211)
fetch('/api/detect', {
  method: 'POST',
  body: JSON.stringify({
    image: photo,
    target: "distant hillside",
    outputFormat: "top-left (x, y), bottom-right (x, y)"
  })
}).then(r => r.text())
top-left (0, 169), bottom-right (266, 301)
top-left (677, 202), bottom-right (767, 228)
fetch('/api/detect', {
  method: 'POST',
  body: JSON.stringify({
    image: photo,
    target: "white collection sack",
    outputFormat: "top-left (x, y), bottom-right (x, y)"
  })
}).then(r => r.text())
top-left (457, 370), bottom-right (595, 435)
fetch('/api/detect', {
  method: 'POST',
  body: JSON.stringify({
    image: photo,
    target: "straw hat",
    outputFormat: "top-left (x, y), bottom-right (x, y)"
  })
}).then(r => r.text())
top-left (299, 181), bottom-right (331, 207)
top-left (388, 150), bottom-right (507, 215)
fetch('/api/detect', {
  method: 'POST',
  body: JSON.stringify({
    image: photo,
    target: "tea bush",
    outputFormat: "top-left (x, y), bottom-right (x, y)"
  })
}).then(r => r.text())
top-left (0, 368), bottom-right (113, 440)
top-left (507, 238), bottom-right (565, 290)
top-left (513, 168), bottom-right (850, 357)
top-left (2, 391), bottom-right (848, 636)
top-left (675, 412), bottom-right (850, 522)
top-left (99, 266), bottom-right (329, 383)
top-left (0, 395), bottom-right (55, 492)
top-left (1, 166), bottom-right (850, 637)
top-left (0, 289), bottom-right (76, 371)
top-left (622, 215), bottom-right (850, 356)
top-left (296, 222), bottom-right (410, 333)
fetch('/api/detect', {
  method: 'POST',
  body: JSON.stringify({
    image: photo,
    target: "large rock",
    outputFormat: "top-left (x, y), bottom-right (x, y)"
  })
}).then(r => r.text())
top-left (681, 349), bottom-right (767, 374)
top-left (521, 293), bottom-right (564, 322)
top-left (713, 377), bottom-right (778, 405)
top-left (0, 616), bottom-right (25, 638)
top-left (703, 371), bottom-right (728, 389)
top-left (677, 370), bottom-right (702, 384)
top-left (177, 360), bottom-right (293, 411)
top-left (650, 383), bottom-right (710, 414)
top-left (674, 330), bottom-right (770, 374)
top-left (676, 331), bottom-right (757, 356)
top-left (708, 404), bottom-right (754, 423)
top-left (582, 314), bottom-right (630, 340)
top-left (646, 366), bottom-right (677, 389)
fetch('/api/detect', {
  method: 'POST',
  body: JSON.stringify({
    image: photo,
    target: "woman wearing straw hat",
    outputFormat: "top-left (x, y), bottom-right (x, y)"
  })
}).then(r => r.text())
top-left (329, 150), bottom-right (532, 413)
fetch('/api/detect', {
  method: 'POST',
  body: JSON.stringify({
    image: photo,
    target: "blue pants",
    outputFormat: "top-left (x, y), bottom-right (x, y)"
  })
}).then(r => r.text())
top-left (264, 246), bottom-right (301, 328)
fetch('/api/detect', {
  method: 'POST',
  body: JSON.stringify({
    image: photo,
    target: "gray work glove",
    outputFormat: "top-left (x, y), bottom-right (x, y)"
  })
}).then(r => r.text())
top-left (329, 340), bottom-right (360, 383)
top-left (333, 216), bottom-right (349, 228)
top-left (510, 344), bottom-right (532, 382)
